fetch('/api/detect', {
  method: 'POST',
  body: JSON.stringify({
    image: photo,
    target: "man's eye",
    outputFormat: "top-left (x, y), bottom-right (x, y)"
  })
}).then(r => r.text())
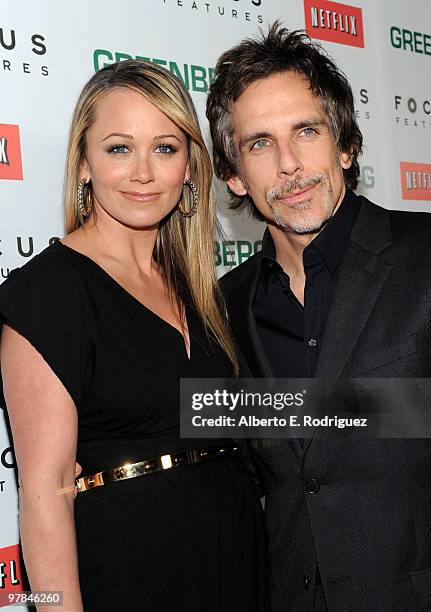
top-left (107, 144), bottom-right (129, 155)
top-left (299, 127), bottom-right (317, 137)
top-left (156, 143), bottom-right (176, 155)
top-left (251, 139), bottom-right (270, 150)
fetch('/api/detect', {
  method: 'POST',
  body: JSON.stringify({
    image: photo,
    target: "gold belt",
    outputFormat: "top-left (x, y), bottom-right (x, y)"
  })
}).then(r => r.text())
top-left (76, 444), bottom-right (239, 493)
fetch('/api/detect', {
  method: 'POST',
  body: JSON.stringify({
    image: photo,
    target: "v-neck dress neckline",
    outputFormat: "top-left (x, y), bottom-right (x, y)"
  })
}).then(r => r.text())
top-left (55, 240), bottom-right (191, 360)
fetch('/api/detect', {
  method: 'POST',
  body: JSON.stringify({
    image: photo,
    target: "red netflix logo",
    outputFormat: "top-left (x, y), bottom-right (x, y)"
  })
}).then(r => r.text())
top-left (0, 544), bottom-right (23, 608)
top-left (400, 162), bottom-right (431, 201)
top-left (304, 0), bottom-right (365, 48)
top-left (0, 124), bottom-right (23, 180)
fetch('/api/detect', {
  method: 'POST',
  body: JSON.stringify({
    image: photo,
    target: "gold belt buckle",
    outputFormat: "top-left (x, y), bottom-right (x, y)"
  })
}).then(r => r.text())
top-left (76, 472), bottom-right (104, 492)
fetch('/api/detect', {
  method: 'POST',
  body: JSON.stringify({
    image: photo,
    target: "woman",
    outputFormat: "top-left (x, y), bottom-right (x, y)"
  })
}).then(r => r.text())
top-left (0, 61), bottom-right (266, 611)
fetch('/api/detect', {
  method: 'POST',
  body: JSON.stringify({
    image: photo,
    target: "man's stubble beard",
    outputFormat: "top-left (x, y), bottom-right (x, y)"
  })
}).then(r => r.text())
top-left (265, 174), bottom-right (335, 234)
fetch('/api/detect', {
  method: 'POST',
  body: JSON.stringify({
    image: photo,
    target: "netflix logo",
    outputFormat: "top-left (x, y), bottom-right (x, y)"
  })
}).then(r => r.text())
top-left (0, 124), bottom-right (23, 181)
top-left (400, 162), bottom-right (431, 201)
top-left (304, 0), bottom-right (365, 48)
top-left (0, 544), bottom-right (22, 608)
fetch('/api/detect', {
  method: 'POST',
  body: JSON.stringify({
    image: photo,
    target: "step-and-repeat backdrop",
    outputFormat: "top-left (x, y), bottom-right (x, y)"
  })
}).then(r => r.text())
top-left (1, 0), bottom-right (430, 605)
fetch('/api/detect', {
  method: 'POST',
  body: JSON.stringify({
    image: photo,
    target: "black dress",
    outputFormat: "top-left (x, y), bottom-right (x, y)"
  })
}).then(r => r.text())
top-left (0, 241), bottom-right (266, 611)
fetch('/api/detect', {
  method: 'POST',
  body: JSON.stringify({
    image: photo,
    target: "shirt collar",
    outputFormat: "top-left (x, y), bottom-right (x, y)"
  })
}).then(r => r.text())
top-left (260, 188), bottom-right (361, 286)
top-left (260, 227), bottom-right (281, 290)
top-left (310, 188), bottom-right (361, 273)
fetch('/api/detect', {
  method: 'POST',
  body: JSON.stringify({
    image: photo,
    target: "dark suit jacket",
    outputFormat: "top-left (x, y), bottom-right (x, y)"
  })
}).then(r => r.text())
top-left (221, 197), bottom-right (431, 612)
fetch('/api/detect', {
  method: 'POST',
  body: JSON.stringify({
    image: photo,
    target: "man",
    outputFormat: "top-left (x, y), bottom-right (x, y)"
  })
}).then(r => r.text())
top-left (206, 23), bottom-right (431, 612)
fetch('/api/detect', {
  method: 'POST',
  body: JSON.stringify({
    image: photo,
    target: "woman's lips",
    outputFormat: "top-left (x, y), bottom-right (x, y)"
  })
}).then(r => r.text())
top-left (278, 184), bottom-right (316, 205)
top-left (120, 191), bottom-right (161, 202)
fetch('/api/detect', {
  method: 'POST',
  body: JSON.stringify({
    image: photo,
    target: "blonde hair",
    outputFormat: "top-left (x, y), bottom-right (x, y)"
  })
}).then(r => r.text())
top-left (64, 59), bottom-right (238, 373)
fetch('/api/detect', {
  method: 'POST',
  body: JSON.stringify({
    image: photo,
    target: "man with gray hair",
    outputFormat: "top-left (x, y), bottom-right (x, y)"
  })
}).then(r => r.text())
top-left (207, 22), bottom-right (431, 612)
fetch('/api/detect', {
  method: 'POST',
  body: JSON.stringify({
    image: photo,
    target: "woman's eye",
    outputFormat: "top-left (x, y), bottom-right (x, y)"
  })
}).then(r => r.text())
top-left (251, 139), bottom-right (270, 151)
top-left (156, 143), bottom-right (176, 155)
top-left (107, 144), bottom-right (129, 155)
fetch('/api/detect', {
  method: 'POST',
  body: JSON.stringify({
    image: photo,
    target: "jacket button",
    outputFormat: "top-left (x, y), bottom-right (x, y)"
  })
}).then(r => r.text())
top-left (306, 479), bottom-right (320, 494)
top-left (303, 574), bottom-right (310, 590)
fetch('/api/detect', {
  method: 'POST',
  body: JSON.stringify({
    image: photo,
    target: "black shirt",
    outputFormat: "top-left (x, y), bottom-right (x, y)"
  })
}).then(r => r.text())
top-left (253, 189), bottom-right (361, 378)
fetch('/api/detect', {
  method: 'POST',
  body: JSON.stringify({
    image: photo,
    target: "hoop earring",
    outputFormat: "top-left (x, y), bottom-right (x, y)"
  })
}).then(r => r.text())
top-left (77, 179), bottom-right (93, 218)
top-left (178, 178), bottom-right (198, 218)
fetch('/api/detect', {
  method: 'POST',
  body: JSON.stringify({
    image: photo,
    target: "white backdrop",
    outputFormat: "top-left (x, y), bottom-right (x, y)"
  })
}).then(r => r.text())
top-left (1, 0), bottom-right (430, 605)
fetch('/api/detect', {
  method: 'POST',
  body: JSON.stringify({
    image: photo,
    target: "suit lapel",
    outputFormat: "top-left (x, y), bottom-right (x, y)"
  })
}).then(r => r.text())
top-left (315, 199), bottom-right (393, 378)
top-left (225, 257), bottom-right (304, 461)
top-left (226, 259), bottom-right (273, 378)
top-left (303, 199), bottom-right (393, 456)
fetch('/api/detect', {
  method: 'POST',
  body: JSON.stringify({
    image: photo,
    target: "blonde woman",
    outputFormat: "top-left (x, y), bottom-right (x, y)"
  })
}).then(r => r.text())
top-left (0, 61), bottom-right (266, 611)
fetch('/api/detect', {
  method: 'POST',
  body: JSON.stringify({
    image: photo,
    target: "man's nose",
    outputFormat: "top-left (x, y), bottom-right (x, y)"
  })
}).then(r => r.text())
top-left (276, 142), bottom-right (303, 177)
top-left (131, 154), bottom-right (154, 183)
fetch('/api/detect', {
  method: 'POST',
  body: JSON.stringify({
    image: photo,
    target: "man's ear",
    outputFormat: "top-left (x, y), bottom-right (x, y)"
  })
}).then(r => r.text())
top-left (227, 175), bottom-right (248, 196)
top-left (340, 149), bottom-right (353, 170)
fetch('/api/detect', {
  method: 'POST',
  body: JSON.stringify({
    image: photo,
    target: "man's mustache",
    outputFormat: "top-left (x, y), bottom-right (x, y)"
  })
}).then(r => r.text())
top-left (267, 175), bottom-right (323, 203)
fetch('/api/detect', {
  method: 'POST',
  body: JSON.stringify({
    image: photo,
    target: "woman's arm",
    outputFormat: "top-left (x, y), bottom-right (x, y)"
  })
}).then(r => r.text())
top-left (1, 324), bottom-right (83, 612)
